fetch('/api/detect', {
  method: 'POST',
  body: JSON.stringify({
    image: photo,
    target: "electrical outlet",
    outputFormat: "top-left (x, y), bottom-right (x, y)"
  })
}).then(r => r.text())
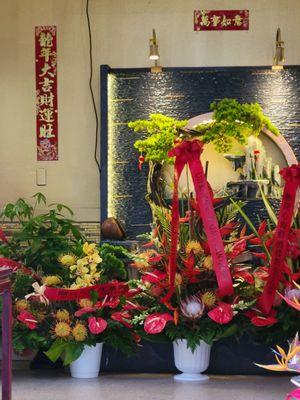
top-left (36, 168), bottom-right (47, 186)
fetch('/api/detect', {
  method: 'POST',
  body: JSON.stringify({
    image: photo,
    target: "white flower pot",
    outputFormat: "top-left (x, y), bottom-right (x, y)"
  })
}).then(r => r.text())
top-left (70, 343), bottom-right (103, 378)
top-left (173, 339), bottom-right (211, 382)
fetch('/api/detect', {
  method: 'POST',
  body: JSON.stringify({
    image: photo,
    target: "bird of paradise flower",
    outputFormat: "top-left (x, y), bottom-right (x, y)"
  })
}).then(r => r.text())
top-left (279, 282), bottom-right (300, 312)
top-left (255, 333), bottom-right (300, 372)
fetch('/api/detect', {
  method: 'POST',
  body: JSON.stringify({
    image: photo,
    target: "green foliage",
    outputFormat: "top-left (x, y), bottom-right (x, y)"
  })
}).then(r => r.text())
top-left (0, 193), bottom-right (85, 275)
top-left (99, 243), bottom-right (129, 281)
top-left (166, 319), bottom-right (239, 351)
top-left (128, 114), bottom-right (187, 163)
top-left (45, 338), bottom-right (85, 366)
top-left (13, 326), bottom-right (49, 355)
top-left (128, 100), bottom-right (280, 164)
top-left (194, 99), bottom-right (280, 152)
top-left (12, 270), bottom-right (35, 299)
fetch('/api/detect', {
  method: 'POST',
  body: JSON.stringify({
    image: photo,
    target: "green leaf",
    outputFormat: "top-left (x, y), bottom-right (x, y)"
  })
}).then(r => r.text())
top-left (32, 192), bottom-right (47, 205)
top-left (217, 324), bottom-right (238, 339)
top-left (90, 290), bottom-right (99, 304)
top-left (63, 342), bottom-right (84, 366)
top-left (44, 339), bottom-right (67, 363)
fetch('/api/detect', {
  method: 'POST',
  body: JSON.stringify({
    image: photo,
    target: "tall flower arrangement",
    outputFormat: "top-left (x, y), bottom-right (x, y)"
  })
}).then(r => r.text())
top-left (130, 199), bottom-right (260, 349)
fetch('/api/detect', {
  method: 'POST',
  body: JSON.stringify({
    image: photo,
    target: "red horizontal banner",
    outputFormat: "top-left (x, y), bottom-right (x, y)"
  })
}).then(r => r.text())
top-left (35, 26), bottom-right (58, 161)
top-left (44, 282), bottom-right (130, 301)
top-left (194, 10), bottom-right (249, 31)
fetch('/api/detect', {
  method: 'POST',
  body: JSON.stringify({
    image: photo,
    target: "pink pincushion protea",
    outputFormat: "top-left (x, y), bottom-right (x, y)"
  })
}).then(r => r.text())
top-left (180, 296), bottom-right (205, 320)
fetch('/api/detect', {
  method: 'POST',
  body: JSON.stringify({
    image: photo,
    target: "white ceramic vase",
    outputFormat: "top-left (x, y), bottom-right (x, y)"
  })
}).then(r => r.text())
top-left (173, 339), bottom-right (211, 382)
top-left (70, 343), bottom-right (103, 378)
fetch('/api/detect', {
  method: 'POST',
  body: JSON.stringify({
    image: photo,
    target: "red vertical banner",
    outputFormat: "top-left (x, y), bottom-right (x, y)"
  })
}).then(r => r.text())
top-left (35, 26), bottom-right (58, 161)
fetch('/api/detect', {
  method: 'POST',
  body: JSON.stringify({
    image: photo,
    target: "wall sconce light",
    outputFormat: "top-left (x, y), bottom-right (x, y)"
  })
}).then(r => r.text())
top-left (149, 29), bottom-right (162, 73)
top-left (272, 28), bottom-right (285, 70)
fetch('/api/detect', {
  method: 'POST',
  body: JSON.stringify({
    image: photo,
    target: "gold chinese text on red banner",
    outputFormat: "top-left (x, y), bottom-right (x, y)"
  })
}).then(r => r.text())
top-left (35, 26), bottom-right (58, 161)
top-left (194, 10), bottom-right (249, 31)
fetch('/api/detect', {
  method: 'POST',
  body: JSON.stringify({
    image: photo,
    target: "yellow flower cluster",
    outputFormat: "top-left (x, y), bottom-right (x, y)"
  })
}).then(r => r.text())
top-left (64, 242), bottom-right (103, 289)
top-left (43, 275), bottom-right (62, 286)
top-left (53, 311), bottom-right (88, 342)
top-left (185, 241), bottom-right (203, 255)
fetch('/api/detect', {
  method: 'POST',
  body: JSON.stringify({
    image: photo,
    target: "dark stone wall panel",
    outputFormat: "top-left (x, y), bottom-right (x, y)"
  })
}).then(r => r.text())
top-left (105, 67), bottom-right (300, 238)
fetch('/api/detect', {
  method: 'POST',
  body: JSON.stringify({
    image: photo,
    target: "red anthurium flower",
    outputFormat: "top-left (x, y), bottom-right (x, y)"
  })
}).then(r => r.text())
top-left (0, 228), bottom-right (8, 243)
top-left (208, 302), bottom-right (233, 325)
top-left (251, 315), bottom-right (278, 327)
top-left (100, 296), bottom-right (120, 309)
top-left (75, 307), bottom-right (96, 317)
top-left (245, 308), bottom-right (278, 327)
top-left (233, 267), bottom-right (255, 285)
top-left (142, 270), bottom-right (167, 284)
top-left (123, 300), bottom-right (147, 311)
top-left (88, 317), bottom-right (107, 334)
top-left (111, 311), bottom-right (132, 328)
top-left (17, 310), bottom-right (37, 330)
top-left (144, 312), bottom-right (174, 334)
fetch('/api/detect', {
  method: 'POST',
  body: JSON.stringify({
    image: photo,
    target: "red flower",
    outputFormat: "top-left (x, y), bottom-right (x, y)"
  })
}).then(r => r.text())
top-left (17, 310), bottom-right (37, 330)
top-left (233, 267), bottom-right (255, 285)
top-left (229, 240), bottom-right (246, 259)
top-left (250, 315), bottom-right (278, 327)
top-left (75, 307), bottom-right (95, 317)
top-left (111, 311), bottom-right (132, 328)
top-left (144, 312), bottom-right (173, 334)
top-left (208, 302), bottom-right (233, 325)
top-left (123, 300), bottom-right (147, 311)
top-left (245, 308), bottom-right (278, 327)
top-left (219, 222), bottom-right (239, 237)
top-left (0, 228), bottom-right (8, 243)
top-left (100, 297), bottom-right (120, 309)
top-left (88, 317), bottom-right (107, 334)
top-left (142, 270), bottom-right (167, 284)
top-left (251, 252), bottom-right (268, 261)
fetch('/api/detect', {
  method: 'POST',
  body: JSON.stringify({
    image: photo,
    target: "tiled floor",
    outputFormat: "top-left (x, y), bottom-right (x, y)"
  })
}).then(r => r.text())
top-left (4, 370), bottom-right (296, 400)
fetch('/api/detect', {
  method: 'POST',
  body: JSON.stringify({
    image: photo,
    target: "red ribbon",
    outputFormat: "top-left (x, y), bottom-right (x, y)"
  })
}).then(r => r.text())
top-left (44, 281), bottom-right (130, 301)
top-left (161, 140), bottom-right (233, 303)
top-left (258, 164), bottom-right (300, 314)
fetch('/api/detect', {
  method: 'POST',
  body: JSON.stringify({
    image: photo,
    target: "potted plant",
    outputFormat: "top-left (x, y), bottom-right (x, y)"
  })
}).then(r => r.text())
top-left (0, 193), bottom-right (84, 276)
top-left (130, 197), bottom-right (260, 381)
top-left (28, 241), bottom-right (140, 378)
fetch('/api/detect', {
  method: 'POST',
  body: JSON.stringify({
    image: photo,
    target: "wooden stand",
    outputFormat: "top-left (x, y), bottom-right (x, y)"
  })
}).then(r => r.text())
top-left (0, 268), bottom-right (12, 400)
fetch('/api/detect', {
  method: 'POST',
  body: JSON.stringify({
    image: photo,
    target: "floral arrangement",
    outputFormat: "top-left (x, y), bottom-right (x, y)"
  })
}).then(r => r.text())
top-left (5, 241), bottom-right (139, 365)
top-left (130, 200), bottom-right (260, 350)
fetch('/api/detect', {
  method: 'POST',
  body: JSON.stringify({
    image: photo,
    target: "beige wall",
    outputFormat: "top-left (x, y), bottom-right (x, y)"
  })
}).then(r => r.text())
top-left (1, 0), bottom-right (300, 220)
